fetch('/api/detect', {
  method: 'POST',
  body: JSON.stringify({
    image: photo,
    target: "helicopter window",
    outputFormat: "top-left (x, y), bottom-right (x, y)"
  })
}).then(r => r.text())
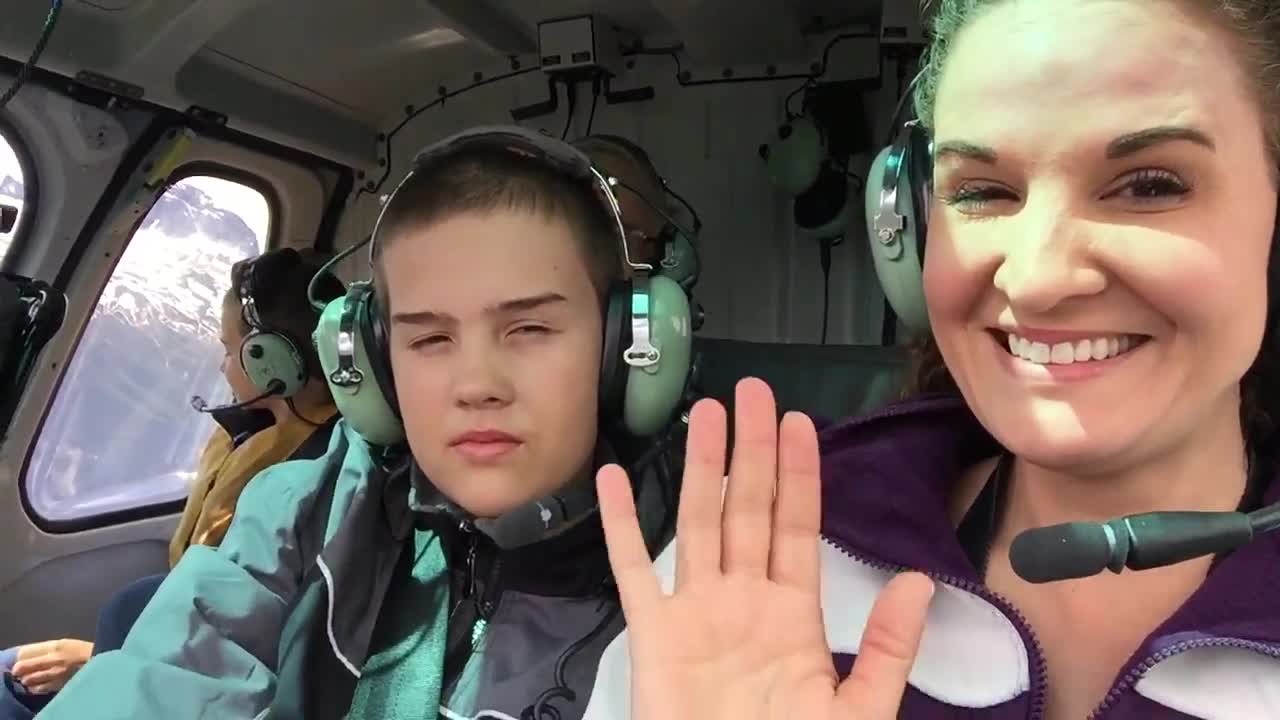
top-left (24, 174), bottom-right (271, 526)
top-left (0, 125), bottom-right (30, 262)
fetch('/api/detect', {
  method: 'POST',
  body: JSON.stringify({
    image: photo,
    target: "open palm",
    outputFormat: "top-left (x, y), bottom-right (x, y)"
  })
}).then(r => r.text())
top-left (597, 377), bottom-right (935, 720)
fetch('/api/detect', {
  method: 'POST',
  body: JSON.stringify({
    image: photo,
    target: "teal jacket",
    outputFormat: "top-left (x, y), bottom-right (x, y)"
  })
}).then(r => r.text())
top-left (37, 418), bottom-right (674, 720)
top-left (38, 419), bottom-right (405, 718)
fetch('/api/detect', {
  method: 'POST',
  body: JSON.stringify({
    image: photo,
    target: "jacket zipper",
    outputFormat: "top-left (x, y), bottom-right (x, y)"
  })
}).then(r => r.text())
top-left (1088, 637), bottom-right (1280, 719)
top-left (824, 395), bottom-right (1053, 715)
top-left (822, 536), bottom-right (1050, 720)
top-left (460, 520), bottom-right (499, 625)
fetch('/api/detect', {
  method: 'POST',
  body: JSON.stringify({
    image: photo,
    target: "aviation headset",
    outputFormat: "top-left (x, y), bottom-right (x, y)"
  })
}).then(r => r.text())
top-left (865, 70), bottom-right (933, 335)
top-left (312, 125), bottom-right (695, 449)
top-left (574, 134), bottom-right (704, 293)
top-left (235, 249), bottom-right (315, 399)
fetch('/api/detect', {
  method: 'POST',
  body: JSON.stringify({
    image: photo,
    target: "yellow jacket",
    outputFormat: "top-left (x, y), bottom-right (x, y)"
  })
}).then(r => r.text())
top-left (167, 402), bottom-right (337, 567)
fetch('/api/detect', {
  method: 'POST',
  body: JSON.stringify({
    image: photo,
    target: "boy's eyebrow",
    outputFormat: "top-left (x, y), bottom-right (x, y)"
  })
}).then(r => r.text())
top-left (492, 292), bottom-right (567, 314)
top-left (390, 292), bottom-right (568, 326)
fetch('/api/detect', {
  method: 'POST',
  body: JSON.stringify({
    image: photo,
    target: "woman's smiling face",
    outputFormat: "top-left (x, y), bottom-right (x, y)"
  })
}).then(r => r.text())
top-left (922, 0), bottom-right (1277, 472)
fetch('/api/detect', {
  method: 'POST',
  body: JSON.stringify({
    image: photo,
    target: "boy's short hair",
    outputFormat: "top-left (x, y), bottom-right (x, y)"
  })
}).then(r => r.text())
top-left (371, 145), bottom-right (624, 313)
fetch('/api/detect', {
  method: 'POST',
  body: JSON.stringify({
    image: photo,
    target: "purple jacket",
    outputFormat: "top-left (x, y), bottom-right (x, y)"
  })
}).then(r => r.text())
top-left (819, 393), bottom-right (1280, 719)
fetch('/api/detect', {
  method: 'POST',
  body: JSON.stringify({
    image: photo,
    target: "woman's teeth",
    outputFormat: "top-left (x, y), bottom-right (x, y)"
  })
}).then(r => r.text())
top-left (1006, 333), bottom-right (1144, 365)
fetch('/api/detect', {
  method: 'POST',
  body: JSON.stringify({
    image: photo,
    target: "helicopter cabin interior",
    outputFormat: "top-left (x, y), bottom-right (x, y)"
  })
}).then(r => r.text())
top-left (0, 0), bottom-right (925, 648)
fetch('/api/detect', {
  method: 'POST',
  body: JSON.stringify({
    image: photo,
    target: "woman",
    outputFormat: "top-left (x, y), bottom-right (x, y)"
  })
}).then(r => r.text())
top-left (596, 1), bottom-right (1280, 719)
top-left (0, 248), bottom-right (344, 716)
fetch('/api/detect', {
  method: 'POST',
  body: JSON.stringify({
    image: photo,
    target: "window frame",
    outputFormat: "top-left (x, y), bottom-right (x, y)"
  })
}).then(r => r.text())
top-left (19, 163), bottom-right (280, 533)
top-left (0, 114), bottom-right (40, 271)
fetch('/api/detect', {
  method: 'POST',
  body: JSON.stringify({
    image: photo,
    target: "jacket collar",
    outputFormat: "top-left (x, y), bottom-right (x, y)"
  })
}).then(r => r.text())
top-left (818, 392), bottom-right (1280, 651)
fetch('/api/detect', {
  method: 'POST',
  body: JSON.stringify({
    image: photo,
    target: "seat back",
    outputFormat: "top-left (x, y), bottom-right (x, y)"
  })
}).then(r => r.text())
top-left (691, 338), bottom-right (908, 426)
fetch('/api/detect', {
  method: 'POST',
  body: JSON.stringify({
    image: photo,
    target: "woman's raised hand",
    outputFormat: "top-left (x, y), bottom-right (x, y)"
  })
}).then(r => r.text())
top-left (597, 378), bottom-right (935, 720)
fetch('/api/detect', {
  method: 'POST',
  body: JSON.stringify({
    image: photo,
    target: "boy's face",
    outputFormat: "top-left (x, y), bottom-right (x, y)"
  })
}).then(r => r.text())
top-left (381, 208), bottom-right (604, 519)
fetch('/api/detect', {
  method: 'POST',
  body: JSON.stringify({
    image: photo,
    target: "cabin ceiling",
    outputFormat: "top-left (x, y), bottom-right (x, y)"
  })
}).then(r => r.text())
top-left (1, 0), bottom-right (886, 167)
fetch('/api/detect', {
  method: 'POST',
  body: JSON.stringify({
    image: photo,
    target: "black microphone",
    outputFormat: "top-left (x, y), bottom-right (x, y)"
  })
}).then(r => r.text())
top-left (1009, 502), bottom-right (1280, 583)
top-left (190, 381), bottom-right (284, 414)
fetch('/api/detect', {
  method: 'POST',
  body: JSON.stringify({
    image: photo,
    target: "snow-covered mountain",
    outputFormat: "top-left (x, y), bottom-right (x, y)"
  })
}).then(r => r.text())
top-left (23, 176), bottom-right (267, 517)
top-left (0, 174), bottom-right (20, 201)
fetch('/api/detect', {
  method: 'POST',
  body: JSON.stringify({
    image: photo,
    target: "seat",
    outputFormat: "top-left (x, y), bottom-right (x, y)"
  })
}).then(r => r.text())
top-left (0, 273), bottom-right (67, 440)
top-left (691, 337), bottom-right (907, 427)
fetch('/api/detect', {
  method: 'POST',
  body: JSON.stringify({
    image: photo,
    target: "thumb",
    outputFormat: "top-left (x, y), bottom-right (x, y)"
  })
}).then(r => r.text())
top-left (834, 572), bottom-right (934, 719)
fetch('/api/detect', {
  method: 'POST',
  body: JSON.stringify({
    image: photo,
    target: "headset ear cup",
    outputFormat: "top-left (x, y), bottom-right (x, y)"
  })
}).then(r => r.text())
top-left (620, 275), bottom-right (693, 437)
top-left (906, 122), bottom-right (933, 262)
top-left (361, 291), bottom-right (400, 419)
top-left (864, 140), bottom-right (929, 333)
top-left (599, 281), bottom-right (631, 424)
top-left (313, 285), bottom-right (405, 446)
top-left (240, 330), bottom-right (307, 397)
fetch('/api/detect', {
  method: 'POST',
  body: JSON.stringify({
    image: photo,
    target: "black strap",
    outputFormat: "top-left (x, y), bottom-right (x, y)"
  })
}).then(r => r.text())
top-left (957, 453), bottom-right (1012, 579)
top-left (287, 414), bottom-right (340, 462)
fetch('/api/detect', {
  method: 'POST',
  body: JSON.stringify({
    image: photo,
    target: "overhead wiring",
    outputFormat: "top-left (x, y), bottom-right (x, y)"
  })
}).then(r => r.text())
top-left (0, 0), bottom-right (64, 110)
top-left (363, 32), bottom-right (879, 196)
top-left (362, 64), bottom-right (540, 196)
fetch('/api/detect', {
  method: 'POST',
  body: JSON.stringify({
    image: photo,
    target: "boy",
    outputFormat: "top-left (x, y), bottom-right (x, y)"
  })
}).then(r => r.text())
top-left (38, 126), bottom-right (693, 720)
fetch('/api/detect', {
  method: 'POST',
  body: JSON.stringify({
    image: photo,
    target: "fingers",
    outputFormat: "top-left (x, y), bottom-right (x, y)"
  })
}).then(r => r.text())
top-left (15, 641), bottom-right (56, 662)
top-left (721, 378), bottom-right (778, 576)
top-left (768, 411), bottom-right (821, 590)
top-left (11, 654), bottom-right (58, 680)
top-left (18, 669), bottom-right (64, 693)
top-left (674, 398), bottom-right (727, 589)
top-left (597, 464), bottom-right (663, 619)
top-left (836, 573), bottom-right (935, 719)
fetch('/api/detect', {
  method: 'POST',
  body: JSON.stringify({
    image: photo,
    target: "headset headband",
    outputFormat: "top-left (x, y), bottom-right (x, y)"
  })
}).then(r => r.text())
top-left (238, 249), bottom-right (299, 331)
top-left (368, 125), bottom-right (650, 274)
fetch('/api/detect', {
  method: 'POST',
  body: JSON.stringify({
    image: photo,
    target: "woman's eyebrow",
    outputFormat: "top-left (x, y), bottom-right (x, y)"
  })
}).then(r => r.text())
top-left (932, 125), bottom-right (1215, 166)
